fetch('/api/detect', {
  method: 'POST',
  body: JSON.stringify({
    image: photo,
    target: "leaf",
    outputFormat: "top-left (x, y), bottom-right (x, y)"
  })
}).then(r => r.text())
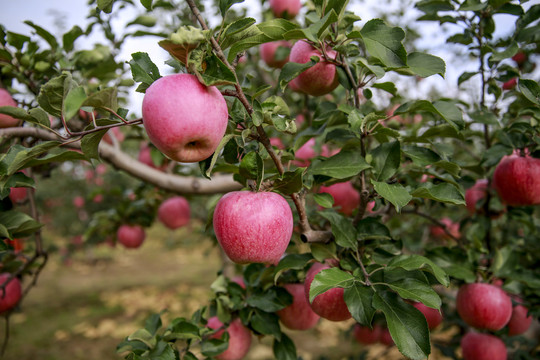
top-left (519, 79), bottom-right (540, 105)
top-left (37, 72), bottom-right (78, 117)
top-left (274, 253), bottom-right (313, 283)
top-left (402, 146), bottom-right (441, 167)
top-left (204, 134), bottom-right (235, 178)
top-left (371, 82), bottom-right (397, 95)
top-left (239, 151), bottom-right (264, 190)
top-left (83, 87), bottom-right (118, 111)
top-left (394, 100), bottom-right (464, 130)
top-left (273, 333), bottom-right (297, 360)
top-left (62, 25), bottom-right (84, 52)
top-left (24, 21), bottom-right (58, 50)
top-left (313, 192), bottom-right (334, 208)
top-left (25, 148), bottom-right (87, 167)
top-left (97, 0), bottom-right (115, 13)
top-left (356, 217), bottom-right (392, 241)
top-left (407, 52), bottom-right (445, 78)
top-left (201, 336), bottom-right (229, 357)
top-left (140, 0), bottom-right (153, 10)
top-left (219, 0), bottom-right (244, 16)
top-left (0, 210), bottom-right (43, 238)
top-left (250, 310), bottom-right (281, 339)
top-left (310, 151), bottom-right (371, 179)
top-left (64, 86), bottom-right (87, 120)
top-left (359, 19), bottom-right (407, 68)
top-left (80, 119), bottom-right (118, 159)
top-left (387, 254), bottom-right (449, 287)
top-left (371, 141), bottom-right (401, 181)
top-left (319, 211), bottom-right (358, 250)
top-left (271, 168), bottom-right (304, 195)
top-left (371, 180), bottom-right (412, 213)
top-left (129, 52), bottom-right (161, 93)
top-left (246, 287), bottom-right (292, 312)
top-left (373, 290), bottom-right (430, 360)
top-left (0, 142), bottom-right (61, 176)
top-left (344, 282), bottom-right (376, 325)
top-left (411, 183), bottom-right (465, 205)
top-left (200, 53), bottom-right (236, 86)
top-left (385, 277), bottom-right (441, 309)
top-left (491, 41), bottom-right (518, 61)
top-left (224, 18), bottom-right (257, 37)
top-left (127, 328), bottom-right (156, 349)
top-left (309, 267), bottom-right (354, 303)
top-left (0, 107), bottom-right (50, 128)
top-left (278, 58), bottom-right (318, 92)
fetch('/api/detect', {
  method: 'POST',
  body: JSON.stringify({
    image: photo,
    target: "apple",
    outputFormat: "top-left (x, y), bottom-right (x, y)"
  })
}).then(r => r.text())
top-left (269, 137), bottom-right (285, 150)
top-left (230, 276), bottom-right (246, 289)
top-left (293, 138), bottom-right (334, 167)
top-left (9, 187), bottom-right (27, 204)
top-left (507, 303), bottom-right (533, 336)
top-left (289, 77), bottom-right (305, 93)
top-left (78, 108), bottom-right (98, 122)
top-left (493, 154), bottom-right (540, 206)
top-left (295, 114), bottom-right (305, 126)
top-left (0, 88), bottom-right (21, 128)
top-left (0, 273), bottom-right (22, 313)
top-left (318, 181), bottom-right (360, 216)
top-left (4, 238), bottom-right (24, 253)
top-left (73, 196), bottom-right (85, 209)
top-left (260, 40), bottom-right (291, 68)
top-left (465, 179), bottom-right (489, 214)
top-left (461, 332), bottom-right (507, 360)
top-left (96, 164), bottom-right (107, 175)
top-left (92, 194), bottom-right (103, 203)
top-left (353, 324), bottom-right (382, 345)
top-left (304, 262), bottom-right (351, 322)
top-left (277, 283), bottom-right (320, 330)
top-left (502, 78), bottom-right (517, 90)
top-left (456, 283), bottom-right (512, 331)
top-left (213, 191), bottom-right (293, 264)
top-left (138, 144), bottom-right (166, 170)
top-left (158, 196), bottom-right (191, 230)
top-left (379, 328), bottom-right (394, 346)
top-left (289, 40), bottom-right (339, 96)
top-left (412, 302), bottom-right (443, 330)
top-left (430, 217), bottom-right (460, 240)
top-left (103, 126), bottom-right (125, 145)
top-left (142, 74), bottom-right (228, 163)
top-left (512, 51), bottom-right (527, 65)
top-left (207, 317), bottom-right (252, 360)
top-left (117, 224), bottom-right (146, 249)
top-left (269, 0), bottom-right (301, 18)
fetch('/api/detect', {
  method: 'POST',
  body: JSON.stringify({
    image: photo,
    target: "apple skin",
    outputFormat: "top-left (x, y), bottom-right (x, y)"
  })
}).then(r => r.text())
top-left (507, 304), bottom-right (533, 336)
top-left (213, 191), bottom-right (293, 265)
top-left (231, 276), bottom-right (246, 289)
top-left (142, 74), bottom-right (229, 163)
top-left (269, 137), bottom-right (285, 150)
top-left (465, 179), bottom-right (489, 214)
top-left (157, 196), bottom-right (191, 230)
top-left (379, 328), bottom-right (394, 346)
top-left (207, 317), bottom-right (252, 360)
top-left (117, 224), bottom-right (146, 249)
top-left (9, 187), bottom-right (27, 204)
top-left (493, 154), bottom-right (540, 206)
top-left (304, 262), bottom-right (352, 322)
top-left (456, 283), bottom-right (512, 331)
top-left (4, 238), bottom-right (24, 253)
top-left (0, 88), bottom-right (21, 128)
top-left (103, 126), bottom-right (125, 145)
top-left (260, 41), bottom-right (291, 68)
top-left (138, 144), bottom-right (162, 169)
top-left (0, 273), bottom-right (22, 313)
top-left (353, 324), bottom-right (382, 345)
top-left (502, 78), bottom-right (517, 90)
top-left (318, 182), bottom-right (360, 216)
top-left (277, 283), bottom-right (320, 330)
top-left (430, 217), bottom-right (460, 240)
top-left (289, 40), bottom-right (339, 97)
top-left (461, 332), bottom-right (507, 360)
top-left (293, 138), bottom-right (334, 167)
top-left (512, 51), bottom-right (527, 65)
top-left (412, 302), bottom-right (443, 330)
top-left (73, 196), bottom-right (85, 209)
top-left (269, 0), bottom-right (301, 18)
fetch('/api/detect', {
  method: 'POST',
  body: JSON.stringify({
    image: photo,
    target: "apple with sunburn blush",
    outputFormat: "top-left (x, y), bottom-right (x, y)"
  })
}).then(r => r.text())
top-left (207, 317), bottom-right (252, 360)
top-left (277, 283), bottom-right (320, 330)
top-left (461, 332), bottom-right (507, 360)
top-left (260, 40), bottom-right (291, 68)
top-left (493, 153), bottom-right (540, 206)
top-left (0, 273), bottom-right (22, 313)
top-left (142, 74), bottom-right (228, 163)
top-left (158, 196), bottom-right (191, 230)
top-left (213, 191), bottom-right (293, 264)
top-left (117, 224), bottom-right (146, 249)
top-left (0, 88), bottom-right (21, 128)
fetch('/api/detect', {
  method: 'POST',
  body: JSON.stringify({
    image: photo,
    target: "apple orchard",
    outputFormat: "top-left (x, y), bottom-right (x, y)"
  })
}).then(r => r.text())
top-left (0, 0), bottom-right (539, 359)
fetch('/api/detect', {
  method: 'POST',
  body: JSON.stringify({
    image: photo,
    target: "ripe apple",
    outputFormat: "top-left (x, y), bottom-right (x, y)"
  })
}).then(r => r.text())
top-left (318, 181), bottom-right (360, 216)
top-left (295, 114), bottom-right (305, 126)
top-left (158, 196), bottom-right (191, 230)
top-left (9, 187), bottom-right (27, 204)
top-left (142, 74), bottom-right (228, 163)
top-left (293, 138), bottom-right (334, 167)
top-left (207, 317), bottom-right (252, 360)
top-left (213, 191), bottom-right (293, 264)
top-left (103, 126), bottom-right (125, 145)
top-left (289, 40), bottom-right (339, 96)
top-left (465, 179), bottom-right (489, 214)
top-left (493, 154), bottom-right (540, 206)
top-left (138, 144), bottom-right (167, 170)
top-left (73, 196), bottom-right (85, 209)
top-left (260, 40), bottom-right (291, 68)
top-left (277, 283), bottom-right (320, 330)
top-left (512, 51), bottom-right (527, 65)
top-left (78, 108), bottom-right (98, 122)
top-left (289, 77), bottom-right (305, 93)
top-left (0, 88), bottom-right (21, 128)
top-left (269, 0), bottom-right (301, 18)
top-left (4, 238), bottom-right (24, 253)
top-left (0, 273), bottom-right (22, 313)
top-left (353, 324), bottom-right (382, 345)
top-left (502, 78), bottom-right (517, 90)
top-left (412, 302), bottom-right (443, 330)
top-left (461, 332), bottom-right (507, 360)
top-left (507, 303), bottom-right (533, 336)
top-left (379, 328), bottom-right (394, 346)
top-left (304, 262), bottom-right (351, 322)
top-left (231, 276), bottom-right (246, 289)
top-left (269, 137), bottom-right (285, 150)
top-left (117, 224), bottom-right (146, 249)
top-left (92, 194), bottom-right (103, 203)
top-left (430, 217), bottom-right (460, 240)
top-left (456, 283), bottom-right (512, 331)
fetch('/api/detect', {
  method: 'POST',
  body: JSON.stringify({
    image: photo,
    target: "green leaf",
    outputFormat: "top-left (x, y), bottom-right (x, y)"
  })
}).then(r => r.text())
top-left (247, 287), bottom-right (292, 312)
top-left (201, 336), bottom-right (229, 357)
top-left (373, 290), bottom-right (430, 360)
top-left (83, 87), bottom-right (118, 112)
top-left (385, 277), bottom-right (441, 309)
top-left (274, 253), bottom-right (313, 283)
top-left (519, 79), bottom-right (540, 106)
top-left (310, 151), bottom-right (371, 179)
top-left (356, 217), bottom-right (392, 241)
top-left (359, 19), bottom-right (407, 68)
top-left (239, 151), bottom-right (264, 190)
top-left (24, 21), bottom-right (58, 50)
top-left (25, 148), bottom-right (87, 167)
top-left (200, 53), bottom-right (236, 86)
top-left (37, 72), bottom-right (78, 117)
top-left (344, 282), bottom-right (375, 325)
top-left (128, 328), bottom-right (157, 349)
top-left (273, 333), bottom-right (297, 360)
top-left (313, 192), bottom-right (334, 208)
top-left (140, 0), bottom-right (153, 10)
top-left (309, 268), bottom-right (354, 303)
top-left (278, 58), bottom-right (318, 92)
top-left (0, 142), bottom-right (60, 176)
top-left (250, 310), bottom-right (281, 339)
top-left (219, 0), bottom-right (244, 16)
top-left (224, 18), bottom-right (257, 37)
top-left (491, 41), bottom-right (518, 61)
top-left (458, 71), bottom-right (477, 86)
top-left (371, 82), bottom-right (397, 96)
top-left (402, 146), bottom-right (441, 167)
top-left (205, 134), bottom-right (235, 178)
top-left (80, 119), bottom-right (118, 159)
top-left (407, 52), bottom-right (445, 78)
top-left (371, 141), bottom-right (401, 181)
top-left (64, 86), bottom-right (87, 120)
top-left (319, 211), bottom-right (358, 250)
top-left (387, 254), bottom-right (449, 287)
top-left (411, 183), bottom-right (465, 205)
top-left (426, 247), bottom-right (476, 283)
top-left (0, 210), bottom-right (43, 238)
top-left (97, 0), bottom-right (115, 13)
top-left (271, 168), bottom-right (304, 195)
top-left (371, 180), bottom-right (411, 213)
top-left (0, 107), bottom-right (51, 128)
top-left (129, 52), bottom-right (161, 93)
top-left (394, 100), bottom-right (464, 130)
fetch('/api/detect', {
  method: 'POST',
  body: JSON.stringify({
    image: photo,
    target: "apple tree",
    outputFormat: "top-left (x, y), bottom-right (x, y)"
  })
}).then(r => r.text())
top-left (0, 0), bottom-right (539, 359)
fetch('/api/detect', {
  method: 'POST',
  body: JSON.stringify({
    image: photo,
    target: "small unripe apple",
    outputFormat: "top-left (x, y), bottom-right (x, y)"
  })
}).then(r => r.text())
top-left (318, 182), bottom-right (360, 216)
top-left (142, 74), bottom-right (228, 163)
top-left (269, 0), bottom-right (301, 18)
top-left (430, 217), bottom-right (460, 240)
top-left (277, 283), bottom-right (320, 330)
top-left (117, 224), bottom-right (146, 249)
top-left (502, 78), bottom-right (517, 90)
top-left (465, 179), bottom-right (489, 214)
top-left (9, 187), bottom-right (27, 204)
top-left (304, 262), bottom-right (351, 322)
top-left (289, 40), bottom-right (339, 96)
top-left (353, 324), bottom-right (382, 345)
top-left (461, 332), bottom-right (507, 360)
top-left (260, 41), bottom-right (291, 68)
top-left (0, 88), bottom-right (21, 128)
top-left (493, 154), bottom-right (540, 206)
top-left (507, 303), bottom-right (533, 336)
top-left (0, 273), bottom-right (22, 313)
top-left (207, 317), bottom-right (252, 360)
top-left (213, 191), bottom-right (293, 264)
top-left (412, 302), bottom-right (443, 330)
top-left (456, 283), bottom-right (512, 331)
top-left (158, 196), bottom-right (191, 230)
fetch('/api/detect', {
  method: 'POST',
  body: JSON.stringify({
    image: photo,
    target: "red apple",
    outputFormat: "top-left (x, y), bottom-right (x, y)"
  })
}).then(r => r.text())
top-left (507, 304), bottom-right (533, 336)
top-left (138, 144), bottom-right (166, 170)
top-left (289, 40), bottom-right (339, 97)
top-left (0, 88), bottom-right (21, 128)
top-left (213, 191), bottom-right (293, 264)
top-left (289, 77), bottom-right (305, 93)
top-left (231, 276), bottom-right (246, 289)
top-left (512, 51), bottom-right (527, 65)
top-left (304, 262), bottom-right (351, 322)
top-left (103, 126), bottom-right (125, 145)
top-left (277, 283), bottom-right (320, 330)
top-left (295, 114), bottom-right (305, 126)
top-left (269, 0), bottom-right (301, 18)
top-left (318, 182), bottom-right (360, 216)
top-left (430, 217), bottom-right (460, 240)
top-left (4, 238), bottom-right (24, 253)
top-left (92, 194), bottom-right (103, 203)
top-left (78, 108), bottom-right (98, 122)
top-left (456, 283), bottom-right (512, 331)
top-left (0, 273), bottom-right (22, 313)
top-left (293, 138), bottom-right (334, 167)
top-left (117, 224), bottom-right (146, 249)
top-left (158, 196), bottom-right (191, 230)
top-left (260, 40), bottom-right (291, 68)
top-left (207, 317), bottom-right (252, 360)
top-left (502, 78), bottom-right (517, 90)
top-left (269, 137), bottom-right (285, 150)
top-left (412, 302), bottom-right (443, 330)
top-left (461, 332), bottom-right (507, 360)
top-left (96, 164), bottom-right (107, 175)
top-left (493, 154), bottom-right (540, 206)
top-left (379, 328), bottom-right (394, 346)
top-left (9, 187), bottom-right (27, 204)
top-left (465, 179), bottom-right (489, 214)
top-left (353, 324), bottom-right (382, 345)
top-left (73, 196), bottom-right (85, 209)
top-left (142, 74), bottom-right (228, 163)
